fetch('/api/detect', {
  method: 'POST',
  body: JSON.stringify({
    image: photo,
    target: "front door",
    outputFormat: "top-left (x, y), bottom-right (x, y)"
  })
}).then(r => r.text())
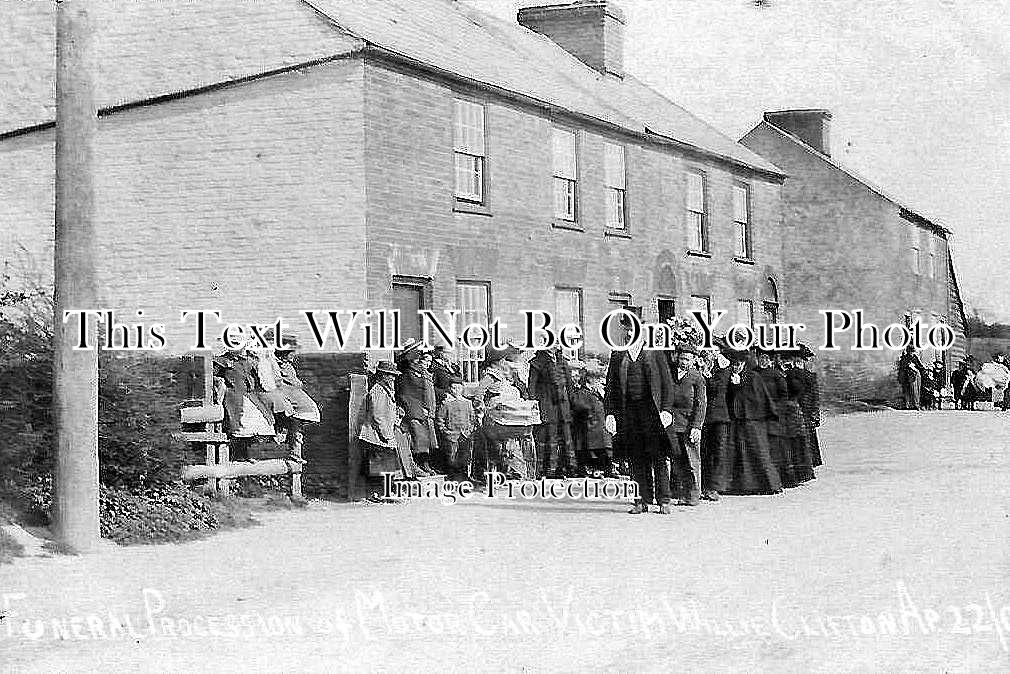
top-left (391, 283), bottom-right (424, 344)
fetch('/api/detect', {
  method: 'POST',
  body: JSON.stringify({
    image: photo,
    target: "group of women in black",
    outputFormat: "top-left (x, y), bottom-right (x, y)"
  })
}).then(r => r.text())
top-left (700, 341), bottom-right (824, 497)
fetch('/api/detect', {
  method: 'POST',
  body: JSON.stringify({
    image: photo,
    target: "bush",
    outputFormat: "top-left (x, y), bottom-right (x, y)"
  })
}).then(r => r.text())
top-left (0, 276), bottom-right (265, 545)
top-left (100, 482), bottom-right (255, 545)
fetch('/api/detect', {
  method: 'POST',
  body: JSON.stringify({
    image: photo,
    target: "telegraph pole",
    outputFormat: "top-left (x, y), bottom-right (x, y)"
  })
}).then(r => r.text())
top-left (53, 0), bottom-right (100, 553)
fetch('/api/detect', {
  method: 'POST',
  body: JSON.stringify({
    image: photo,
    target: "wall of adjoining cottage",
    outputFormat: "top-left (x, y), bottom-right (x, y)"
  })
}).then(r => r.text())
top-left (741, 123), bottom-right (958, 400)
top-left (0, 58), bottom-right (369, 353)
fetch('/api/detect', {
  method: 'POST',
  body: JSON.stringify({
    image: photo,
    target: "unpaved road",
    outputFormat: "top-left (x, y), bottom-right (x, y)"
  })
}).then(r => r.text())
top-left (2, 410), bottom-right (1010, 673)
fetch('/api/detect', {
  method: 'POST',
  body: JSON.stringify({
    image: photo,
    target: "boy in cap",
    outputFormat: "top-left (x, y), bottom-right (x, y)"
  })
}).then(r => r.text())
top-left (436, 375), bottom-right (478, 480)
top-left (570, 358), bottom-right (615, 477)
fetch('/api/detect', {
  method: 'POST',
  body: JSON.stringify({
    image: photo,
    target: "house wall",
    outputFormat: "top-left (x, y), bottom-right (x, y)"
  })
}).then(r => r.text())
top-left (362, 58), bottom-right (786, 359)
top-left (0, 58), bottom-right (368, 351)
top-left (741, 123), bottom-right (958, 400)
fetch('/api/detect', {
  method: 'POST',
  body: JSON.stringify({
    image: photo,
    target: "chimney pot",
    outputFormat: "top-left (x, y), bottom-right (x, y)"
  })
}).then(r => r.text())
top-left (518, 1), bottom-right (625, 77)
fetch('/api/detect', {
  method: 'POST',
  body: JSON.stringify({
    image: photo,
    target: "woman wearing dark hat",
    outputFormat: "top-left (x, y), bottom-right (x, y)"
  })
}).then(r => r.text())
top-left (897, 345), bottom-right (926, 410)
top-left (753, 346), bottom-right (795, 487)
top-left (396, 345), bottom-right (440, 476)
top-left (781, 348), bottom-right (816, 484)
top-left (529, 344), bottom-right (576, 479)
top-left (724, 348), bottom-right (783, 495)
top-left (795, 343), bottom-right (823, 467)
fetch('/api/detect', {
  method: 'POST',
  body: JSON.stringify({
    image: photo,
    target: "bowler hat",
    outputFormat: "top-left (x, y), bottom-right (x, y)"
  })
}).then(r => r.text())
top-left (797, 343), bottom-right (815, 360)
top-left (374, 361), bottom-right (400, 376)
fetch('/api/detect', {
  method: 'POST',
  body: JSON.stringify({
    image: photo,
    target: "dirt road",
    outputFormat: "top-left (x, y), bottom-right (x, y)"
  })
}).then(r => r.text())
top-left (2, 410), bottom-right (1009, 672)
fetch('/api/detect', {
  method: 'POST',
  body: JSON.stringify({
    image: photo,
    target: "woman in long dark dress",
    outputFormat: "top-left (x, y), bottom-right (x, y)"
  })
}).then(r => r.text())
top-left (724, 349), bottom-right (783, 495)
top-left (782, 349), bottom-right (816, 484)
top-left (796, 343), bottom-right (823, 467)
top-left (753, 348), bottom-right (795, 488)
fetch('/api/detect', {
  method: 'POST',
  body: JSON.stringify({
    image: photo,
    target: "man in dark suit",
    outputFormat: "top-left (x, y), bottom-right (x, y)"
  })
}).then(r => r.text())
top-left (604, 319), bottom-right (676, 514)
top-left (668, 344), bottom-right (707, 506)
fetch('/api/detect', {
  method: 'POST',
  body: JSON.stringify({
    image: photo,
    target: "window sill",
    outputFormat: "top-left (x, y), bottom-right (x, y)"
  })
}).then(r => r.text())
top-left (733, 256), bottom-right (756, 265)
top-left (604, 228), bottom-right (631, 239)
top-left (686, 250), bottom-right (712, 259)
top-left (453, 200), bottom-right (492, 217)
top-left (552, 221), bottom-right (584, 232)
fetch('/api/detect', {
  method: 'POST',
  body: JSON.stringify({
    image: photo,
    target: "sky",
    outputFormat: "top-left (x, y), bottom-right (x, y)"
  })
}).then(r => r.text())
top-left (467, 0), bottom-right (1010, 322)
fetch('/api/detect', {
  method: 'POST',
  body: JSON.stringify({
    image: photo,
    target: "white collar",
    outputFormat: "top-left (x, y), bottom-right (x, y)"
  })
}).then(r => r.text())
top-left (627, 342), bottom-right (644, 362)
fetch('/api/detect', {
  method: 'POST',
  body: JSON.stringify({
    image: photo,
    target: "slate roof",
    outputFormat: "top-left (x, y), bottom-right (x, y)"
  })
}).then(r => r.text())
top-left (752, 120), bottom-right (951, 234)
top-left (0, 0), bottom-right (781, 176)
top-left (0, 0), bottom-right (363, 134)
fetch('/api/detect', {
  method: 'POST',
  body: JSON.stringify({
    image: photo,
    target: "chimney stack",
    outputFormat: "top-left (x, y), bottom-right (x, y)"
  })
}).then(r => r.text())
top-left (518, 1), bottom-right (625, 78)
top-left (763, 109), bottom-right (832, 156)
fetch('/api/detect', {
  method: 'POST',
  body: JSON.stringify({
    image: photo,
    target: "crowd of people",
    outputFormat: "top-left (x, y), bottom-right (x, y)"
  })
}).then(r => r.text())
top-left (211, 330), bottom-right (321, 464)
top-left (357, 316), bottom-right (825, 514)
top-left (898, 347), bottom-right (1010, 411)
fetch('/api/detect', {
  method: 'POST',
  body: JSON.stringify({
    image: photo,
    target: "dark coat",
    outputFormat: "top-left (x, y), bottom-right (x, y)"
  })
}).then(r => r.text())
top-left (396, 365), bottom-right (436, 421)
top-left (528, 350), bottom-right (574, 426)
top-left (727, 368), bottom-right (777, 422)
top-left (897, 352), bottom-right (926, 386)
top-left (754, 366), bottom-right (787, 435)
top-left (604, 349), bottom-right (674, 426)
top-left (570, 386), bottom-right (613, 452)
top-left (704, 366), bottom-right (732, 425)
top-left (951, 368), bottom-right (969, 399)
top-left (669, 367), bottom-right (707, 432)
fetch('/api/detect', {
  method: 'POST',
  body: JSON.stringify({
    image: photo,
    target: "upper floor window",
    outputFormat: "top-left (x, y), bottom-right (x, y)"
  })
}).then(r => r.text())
top-left (732, 183), bottom-right (752, 259)
top-left (453, 99), bottom-right (485, 203)
top-left (604, 142), bottom-right (627, 230)
top-left (934, 239), bottom-right (946, 279)
top-left (911, 246), bottom-right (921, 275)
top-left (552, 128), bottom-right (578, 222)
top-left (687, 171), bottom-right (708, 252)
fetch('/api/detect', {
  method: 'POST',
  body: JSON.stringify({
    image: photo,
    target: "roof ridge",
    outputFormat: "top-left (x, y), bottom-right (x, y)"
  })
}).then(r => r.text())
top-left (756, 120), bottom-right (951, 233)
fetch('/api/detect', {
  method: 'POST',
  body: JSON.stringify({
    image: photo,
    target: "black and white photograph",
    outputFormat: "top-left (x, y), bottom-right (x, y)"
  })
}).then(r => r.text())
top-left (1, 0), bottom-right (1009, 671)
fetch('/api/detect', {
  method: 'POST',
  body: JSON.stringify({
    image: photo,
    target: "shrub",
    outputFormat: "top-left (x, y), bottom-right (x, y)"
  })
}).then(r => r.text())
top-left (99, 482), bottom-right (256, 545)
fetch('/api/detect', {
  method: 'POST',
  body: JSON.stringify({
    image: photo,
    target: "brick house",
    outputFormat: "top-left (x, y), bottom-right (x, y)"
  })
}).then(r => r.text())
top-left (740, 110), bottom-right (968, 400)
top-left (1, 0), bottom-right (787, 492)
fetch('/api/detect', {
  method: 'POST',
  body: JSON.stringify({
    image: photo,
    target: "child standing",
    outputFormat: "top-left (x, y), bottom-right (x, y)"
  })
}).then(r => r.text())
top-left (436, 377), bottom-right (477, 480)
top-left (570, 359), bottom-right (615, 477)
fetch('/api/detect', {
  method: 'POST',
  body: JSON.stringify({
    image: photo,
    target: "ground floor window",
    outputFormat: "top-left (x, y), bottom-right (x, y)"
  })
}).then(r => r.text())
top-left (457, 281), bottom-right (491, 383)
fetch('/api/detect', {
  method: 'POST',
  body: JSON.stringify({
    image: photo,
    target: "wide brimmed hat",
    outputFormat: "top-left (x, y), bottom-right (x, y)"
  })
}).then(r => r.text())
top-left (374, 360), bottom-right (400, 376)
top-left (677, 343), bottom-right (700, 356)
top-left (484, 344), bottom-right (519, 363)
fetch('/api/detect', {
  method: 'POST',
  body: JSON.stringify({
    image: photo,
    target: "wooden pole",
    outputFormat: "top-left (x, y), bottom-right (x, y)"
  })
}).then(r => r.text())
top-left (52, 0), bottom-right (100, 553)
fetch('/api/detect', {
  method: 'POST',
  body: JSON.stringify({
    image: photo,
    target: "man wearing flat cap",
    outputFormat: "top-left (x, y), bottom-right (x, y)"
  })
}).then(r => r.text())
top-left (667, 344), bottom-right (707, 506)
top-left (604, 316), bottom-right (677, 514)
